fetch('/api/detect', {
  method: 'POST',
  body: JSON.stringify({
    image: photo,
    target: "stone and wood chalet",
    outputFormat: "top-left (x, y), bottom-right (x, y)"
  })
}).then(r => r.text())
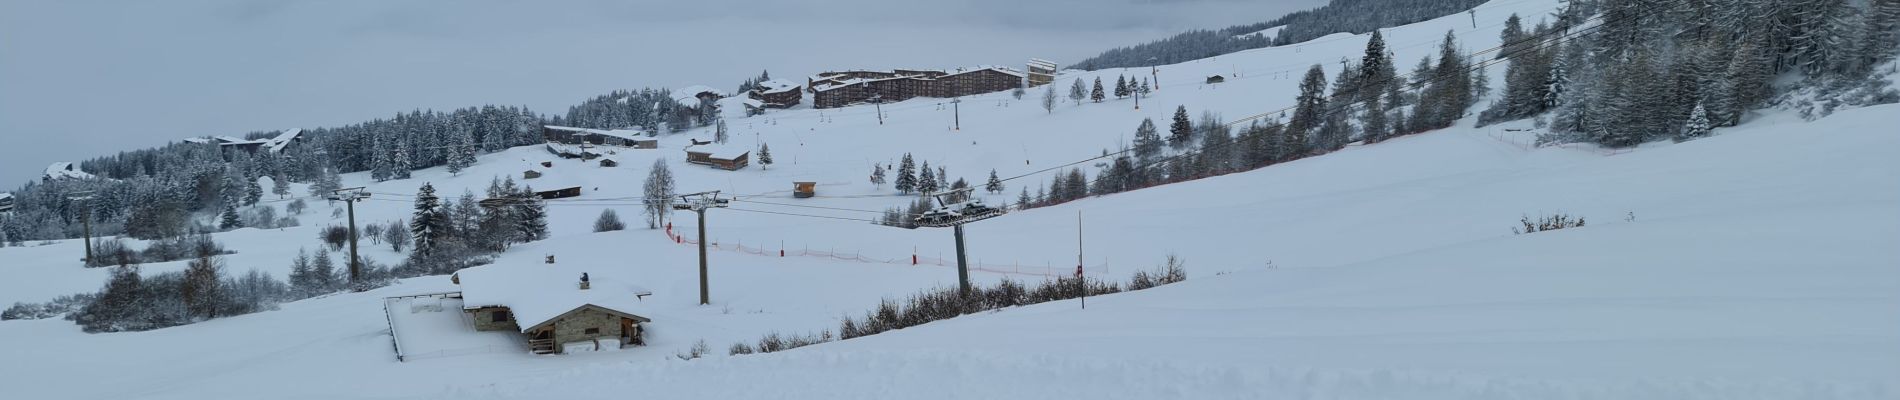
top-left (453, 264), bottom-right (654, 354)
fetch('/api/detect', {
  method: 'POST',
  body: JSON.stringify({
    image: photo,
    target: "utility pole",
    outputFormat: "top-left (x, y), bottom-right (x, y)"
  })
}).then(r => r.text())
top-left (673, 191), bottom-right (729, 305)
top-left (950, 97), bottom-right (961, 131)
top-left (68, 192), bottom-right (94, 266)
top-left (328, 187), bottom-right (371, 290)
top-left (1077, 210), bottom-right (1085, 309)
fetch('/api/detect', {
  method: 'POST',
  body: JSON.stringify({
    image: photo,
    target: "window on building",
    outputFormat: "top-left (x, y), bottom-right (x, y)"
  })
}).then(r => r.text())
top-left (584, 328), bottom-right (600, 335)
top-left (491, 310), bottom-right (509, 322)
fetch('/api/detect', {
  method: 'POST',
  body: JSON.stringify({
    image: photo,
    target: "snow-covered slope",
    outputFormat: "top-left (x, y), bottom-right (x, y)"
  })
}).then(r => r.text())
top-left (3, 0), bottom-right (1895, 398)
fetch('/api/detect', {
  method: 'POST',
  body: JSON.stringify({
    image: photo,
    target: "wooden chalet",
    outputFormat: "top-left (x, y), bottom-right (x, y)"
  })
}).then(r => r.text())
top-left (793, 182), bottom-right (816, 198)
top-left (532, 185), bottom-right (582, 199)
top-left (454, 264), bottom-right (654, 355)
top-left (685, 144), bottom-right (750, 171)
top-left (598, 158), bottom-right (619, 167)
top-left (0, 192), bottom-right (14, 214)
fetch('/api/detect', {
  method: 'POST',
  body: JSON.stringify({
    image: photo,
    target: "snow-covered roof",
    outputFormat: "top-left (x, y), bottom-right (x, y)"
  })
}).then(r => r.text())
top-left (264, 128), bottom-right (302, 153)
top-left (182, 137), bottom-right (216, 144)
top-left (685, 144), bottom-right (749, 159)
top-left (755, 79), bottom-right (799, 94)
top-left (672, 85), bottom-right (727, 104)
top-left (544, 125), bottom-right (649, 142)
top-left (0, 192), bottom-right (12, 201)
top-left (213, 136), bottom-right (267, 145)
top-left (43, 162), bottom-right (96, 180)
top-left (455, 262), bottom-right (653, 333)
top-left (946, 65), bottom-right (1026, 78)
top-left (1027, 58), bottom-right (1058, 70)
top-left (742, 98), bottom-right (765, 108)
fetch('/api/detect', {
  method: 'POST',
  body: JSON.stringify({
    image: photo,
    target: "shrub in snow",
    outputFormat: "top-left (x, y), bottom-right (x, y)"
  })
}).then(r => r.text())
top-left (744, 260), bottom-right (1187, 354)
top-left (728, 342), bottom-right (755, 355)
top-left (676, 340), bottom-right (710, 360)
top-left (320, 225), bottom-right (351, 250)
top-left (287, 199), bottom-right (307, 215)
top-left (87, 238), bottom-right (138, 268)
top-left (383, 219), bottom-right (409, 252)
top-left (140, 233), bottom-right (228, 264)
top-left (364, 223), bottom-right (384, 244)
top-left (67, 253), bottom-right (292, 333)
top-left (2, 293), bottom-right (95, 320)
top-left (593, 209), bottom-right (626, 232)
top-left (1514, 213), bottom-right (1586, 235)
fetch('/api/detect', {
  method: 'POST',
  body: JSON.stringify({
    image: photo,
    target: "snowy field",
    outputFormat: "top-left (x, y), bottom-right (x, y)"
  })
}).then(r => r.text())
top-left (2, 0), bottom-right (1897, 398)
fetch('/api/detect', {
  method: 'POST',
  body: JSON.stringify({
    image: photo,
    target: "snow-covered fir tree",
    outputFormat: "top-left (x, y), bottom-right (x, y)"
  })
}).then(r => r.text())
top-left (409, 183), bottom-right (442, 258)
top-left (1678, 102), bottom-right (1713, 142)
top-left (1091, 78), bottom-right (1106, 103)
top-left (917, 160), bottom-right (938, 194)
top-left (895, 154), bottom-right (917, 194)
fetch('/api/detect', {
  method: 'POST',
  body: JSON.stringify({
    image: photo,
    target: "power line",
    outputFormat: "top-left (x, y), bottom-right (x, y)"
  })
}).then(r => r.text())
top-left (730, 199), bottom-right (891, 214)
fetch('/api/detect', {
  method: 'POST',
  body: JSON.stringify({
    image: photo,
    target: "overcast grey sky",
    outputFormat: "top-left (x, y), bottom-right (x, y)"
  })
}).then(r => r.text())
top-left (0, 0), bottom-right (1323, 187)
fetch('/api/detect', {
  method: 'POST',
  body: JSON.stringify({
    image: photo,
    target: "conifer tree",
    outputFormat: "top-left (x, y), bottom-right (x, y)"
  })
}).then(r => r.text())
top-left (895, 154), bottom-right (917, 194)
top-left (311, 249), bottom-right (336, 292)
top-left (410, 183), bottom-right (442, 257)
top-left (288, 249), bottom-right (312, 296)
top-left (219, 205), bottom-right (242, 230)
top-left (514, 186), bottom-right (548, 242)
top-left (1091, 78), bottom-right (1106, 103)
top-left (271, 170), bottom-right (291, 199)
top-left (447, 127), bottom-right (475, 175)
top-left (392, 138), bottom-right (413, 180)
top-left (918, 161), bottom-right (938, 194)
top-left (985, 170), bottom-right (1004, 194)
top-left (1286, 65), bottom-right (1327, 155)
top-left (1114, 75), bottom-right (1130, 98)
top-left (1168, 106), bottom-right (1193, 148)
top-left (757, 143), bottom-right (773, 170)
top-left (1678, 102), bottom-right (1713, 142)
top-left (1133, 118), bottom-right (1164, 161)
